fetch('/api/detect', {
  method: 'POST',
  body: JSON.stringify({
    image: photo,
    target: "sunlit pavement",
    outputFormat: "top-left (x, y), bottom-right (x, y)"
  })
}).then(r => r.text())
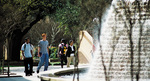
top-left (0, 65), bottom-right (64, 81)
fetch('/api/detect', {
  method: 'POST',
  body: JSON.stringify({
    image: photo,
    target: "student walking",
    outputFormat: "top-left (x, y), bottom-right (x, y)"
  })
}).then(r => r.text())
top-left (58, 39), bottom-right (68, 68)
top-left (21, 37), bottom-right (33, 76)
top-left (66, 40), bottom-right (75, 67)
top-left (37, 33), bottom-right (49, 73)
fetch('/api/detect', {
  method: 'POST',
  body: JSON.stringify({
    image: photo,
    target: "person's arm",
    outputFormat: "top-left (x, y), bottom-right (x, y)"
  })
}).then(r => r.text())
top-left (38, 41), bottom-right (41, 57)
top-left (47, 47), bottom-right (49, 55)
top-left (21, 44), bottom-right (25, 59)
top-left (30, 44), bottom-right (33, 58)
top-left (38, 47), bottom-right (41, 57)
top-left (22, 50), bottom-right (25, 59)
top-left (57, 45), bottom-right (60, 57)
top-left (57, 44), bottom-right (61, 57)
top-left (65, 44), bottom-right (68, 54)
top-left (47, 41), bottom-right (49, 55)
top-left (31, 50), bottom-right (33, 58)
top-left (71, 46), bottom-right (75, 57)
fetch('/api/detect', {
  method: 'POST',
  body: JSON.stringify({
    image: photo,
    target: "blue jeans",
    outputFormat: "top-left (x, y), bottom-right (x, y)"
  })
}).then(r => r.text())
top-left (37, 53), bottom-right (49, 71)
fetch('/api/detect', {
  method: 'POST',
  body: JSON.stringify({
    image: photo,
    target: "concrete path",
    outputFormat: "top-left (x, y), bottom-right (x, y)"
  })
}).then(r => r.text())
top-left (0, 65), bottom-right (63, 81)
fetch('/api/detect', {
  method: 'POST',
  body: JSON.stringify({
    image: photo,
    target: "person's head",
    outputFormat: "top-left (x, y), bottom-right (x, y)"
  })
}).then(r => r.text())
top-left (25, 37), bottom-right (30, 44)
top-left (42, 33), bottom-right (47, 40)
top-left (69, 40), bottom-right (73, 46)
top-left (61, 39), bottom-right (65, 43)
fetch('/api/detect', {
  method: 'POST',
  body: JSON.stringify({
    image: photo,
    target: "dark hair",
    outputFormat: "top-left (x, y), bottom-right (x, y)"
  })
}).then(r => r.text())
top-left (25, 37), bottom-right (29, 42)
top-left (61, 39), bottom-right (67, 45)
top-left (61, 39), bottom-right (65, 43)
top-left (69, 40), bottom-right (73, 44)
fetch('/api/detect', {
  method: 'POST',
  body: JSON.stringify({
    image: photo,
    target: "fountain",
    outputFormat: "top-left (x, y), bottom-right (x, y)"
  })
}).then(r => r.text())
top-left (38, 0), bottom-right (150, 81)
top-left (88, 0), bottom-right (150, 81)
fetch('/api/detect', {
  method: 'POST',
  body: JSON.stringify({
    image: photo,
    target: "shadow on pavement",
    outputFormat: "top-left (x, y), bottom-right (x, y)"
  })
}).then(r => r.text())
top-left (0, 77), bottom-right (31, 81)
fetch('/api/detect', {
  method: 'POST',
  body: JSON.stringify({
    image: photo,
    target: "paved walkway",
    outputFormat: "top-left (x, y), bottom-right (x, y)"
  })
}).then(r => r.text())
top-left (0, 65), bottom-right (63, 81)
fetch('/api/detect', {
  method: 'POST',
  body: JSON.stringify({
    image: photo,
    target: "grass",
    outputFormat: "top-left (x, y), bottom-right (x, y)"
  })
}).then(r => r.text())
top-left (3, 66), bottom-right (24, 67)
top-left (50, 62), bottom-right (61, 66)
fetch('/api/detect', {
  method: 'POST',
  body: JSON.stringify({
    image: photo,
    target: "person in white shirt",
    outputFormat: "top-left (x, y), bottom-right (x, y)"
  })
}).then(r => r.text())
top-left (21, 37), bottom-right (33, 76)
top-left (66, 40), bottom-right (75, 67)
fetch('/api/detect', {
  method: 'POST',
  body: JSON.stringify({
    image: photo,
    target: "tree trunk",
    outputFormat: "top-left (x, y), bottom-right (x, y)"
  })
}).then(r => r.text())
top-left (10, 29), bottom-right (23, 61)
top-left (0, 40), bottom-right (4, 60)
top-left (0, 40), bottom-right (4, 73)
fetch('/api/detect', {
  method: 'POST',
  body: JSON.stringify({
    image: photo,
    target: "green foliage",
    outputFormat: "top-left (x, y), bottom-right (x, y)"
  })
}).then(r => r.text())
top-left (13, 0), bottom-right (52, 15)
top-left (55, 4), bottom-right (80, 26)
top-left (79, 0), bottom-right (112, 30)
top-left (52, 0), bottom-right (80, 37)
top-left (51, 0), bottom-right (111, 41)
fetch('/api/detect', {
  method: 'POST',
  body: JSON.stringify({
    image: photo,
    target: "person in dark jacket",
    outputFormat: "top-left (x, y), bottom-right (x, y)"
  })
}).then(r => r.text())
top-left (66, 40), bottom-right (75, 67)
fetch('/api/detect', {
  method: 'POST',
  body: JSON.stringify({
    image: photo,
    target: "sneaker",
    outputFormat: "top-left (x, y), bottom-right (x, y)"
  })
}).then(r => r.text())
top-left (30, 73), bottom-right (32, 76)
top-left (32, 70), bottom-right (35, 73)
top-left (26, 74), bottom-right (30, 76)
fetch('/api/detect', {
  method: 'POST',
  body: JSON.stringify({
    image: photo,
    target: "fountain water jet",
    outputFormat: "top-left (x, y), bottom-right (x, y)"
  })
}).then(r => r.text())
top-left (88, 0), bottom-right (150, 81)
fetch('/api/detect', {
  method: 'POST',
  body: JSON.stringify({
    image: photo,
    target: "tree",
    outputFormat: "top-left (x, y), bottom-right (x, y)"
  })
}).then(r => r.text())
top-left (50, 21), bottom-right (60, 45)
top-left (26, 16), bottom-right (61, 46)
top-left (0, 0), bottom-right (55, 61)
top-left (52, 0), bottom-right (80, 41)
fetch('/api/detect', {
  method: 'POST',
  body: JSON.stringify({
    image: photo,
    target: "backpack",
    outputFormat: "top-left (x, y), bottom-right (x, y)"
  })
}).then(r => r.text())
top-left (61, 44), bottom-right (67, 55)
top-left (24, 43), bottom-right (32, 51)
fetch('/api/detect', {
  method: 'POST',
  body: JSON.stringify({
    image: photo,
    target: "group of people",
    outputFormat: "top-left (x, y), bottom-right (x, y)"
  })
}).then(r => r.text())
top-left (21, 33), bottom-right (76, 76)
top-left (58, 39), bottom-right (76, 68)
